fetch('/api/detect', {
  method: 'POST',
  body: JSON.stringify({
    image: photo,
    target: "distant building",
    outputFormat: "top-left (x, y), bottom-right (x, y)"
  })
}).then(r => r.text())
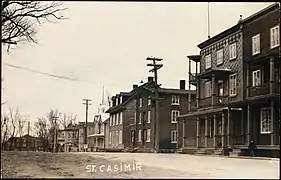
top-left (3, 134), bottom-right (43, 151)
top-left (106, 76), bottom-right (196, 152)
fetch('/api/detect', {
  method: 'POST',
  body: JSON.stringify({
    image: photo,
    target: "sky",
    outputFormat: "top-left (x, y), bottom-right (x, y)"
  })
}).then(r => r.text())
top-left (1, 2), bottom-right (274, 130)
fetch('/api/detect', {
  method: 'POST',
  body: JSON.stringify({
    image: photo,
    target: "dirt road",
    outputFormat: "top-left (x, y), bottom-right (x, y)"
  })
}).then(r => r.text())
top-left (1, 151), bottom-right (279, 179)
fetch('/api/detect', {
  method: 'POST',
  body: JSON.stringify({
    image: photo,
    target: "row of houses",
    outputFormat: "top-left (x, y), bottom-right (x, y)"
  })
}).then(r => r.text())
top-left (33, 3), bottom-right (280, 157)
top-left (103, 3), bottom-right (280, 157)
top-left (176, 3), bottom-right (280, 157)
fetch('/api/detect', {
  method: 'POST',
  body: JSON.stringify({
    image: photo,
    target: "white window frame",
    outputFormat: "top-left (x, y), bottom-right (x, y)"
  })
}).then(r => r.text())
top-left (139, 112), bottom-right (142, 124)
top-left (216, 49), bottom-right (224, 65)
top-left (119, 130), bottom-right (122, 144)
top-left (139, 98), bottom-right (142, 107)
top-left (116, 113), bottom-right (119, 125)
top-left (171, 110), bottom-right (180, 123)
top-left (109, 132), bottom-right (112, 144)
top-left (119, 112), bottom-right (123, 125)
top-left (229, 74), bottom-right (237, 97)
top-left (205, 54), bottom-right (212, 69)
top-left (205, 81), bottom-right (211, 98)
top-left (138, 129), bottom-right (142, 142)
top-left (252, 34), bottom-right (260, 55)
top-left (116, 131), bottom-right (119, 145)
top-left (146, 129), bottom-right (151, 142)
top-left (171, 95), bottom-right (180, 105)
top-left (112, 114), bottom-right (115, 126)
top-left (270, 25), bottom-right (280, 49)
top-left (147, 110), bottom-right (151, 124)
top-left (131, 131), bottom-right (135, 143)
top-left (171, 130), bottom-right (177, 143)
top-left (260, 107), bottom-right (272, 134)
top-left (134, 112), bottom-right (136, 124)
top-left (109, 116), bottom-right (112, 126)
top-left (229, 43), bottom-right (237, 60)
top-left (252, 70), bottom-right (261, 87)
top-left (148, 97), bottom-right (151, 106)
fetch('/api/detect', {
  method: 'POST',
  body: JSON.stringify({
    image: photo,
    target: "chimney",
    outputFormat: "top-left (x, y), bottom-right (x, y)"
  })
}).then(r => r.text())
top-left (133, 84), bottom-right (138, 89)
top-left (180, 80), bottom-right (186, 90)
top-left (148, 76), bottom-right (154, 82)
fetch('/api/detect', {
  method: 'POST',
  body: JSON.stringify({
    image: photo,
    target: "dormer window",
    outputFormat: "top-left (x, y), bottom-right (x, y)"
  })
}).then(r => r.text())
top-left (229, 43), bottom-right (237, 60)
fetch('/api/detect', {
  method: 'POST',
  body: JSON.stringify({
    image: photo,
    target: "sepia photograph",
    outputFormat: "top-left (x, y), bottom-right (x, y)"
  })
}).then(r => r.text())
top-left (1, 1), bottom-right (280, 179)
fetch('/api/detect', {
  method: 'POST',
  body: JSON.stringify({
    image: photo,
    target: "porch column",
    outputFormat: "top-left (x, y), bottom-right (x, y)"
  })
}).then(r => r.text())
top-left (271, 100), bottom-right (276, 145)
top-left (213, 114), bottom-right (217, 147)
top-left (241, 109), bottom-right (244, 144)
top-left (196, 117), bottom-right (200, 147)
top-left (247, 104), bottom-right (251, 143)
top-left (270, 57), bottom-right (275, 94)
top-left (196, 79), bottom-right (200, 109)
top-left (182, 119), bottom-right (186, 147)
top-left (211, 74), bottom-right (215, 106)
top-left (246, 64), bottom-right (250, 97)
top-left (222, 112), bottom-right (226, 147)
top-left (205, 116), bottom-right (208, 147)
top-left (227, 108), bottom-right (232, 147)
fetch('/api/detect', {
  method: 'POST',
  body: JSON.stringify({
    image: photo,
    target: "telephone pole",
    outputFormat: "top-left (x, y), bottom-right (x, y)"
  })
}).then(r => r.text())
top-left (52, 116), bottom-right (59, 153)
top-left (83, 98), bottom-right (92, 152)
top-left (146, 56), bottom-right (163, 153)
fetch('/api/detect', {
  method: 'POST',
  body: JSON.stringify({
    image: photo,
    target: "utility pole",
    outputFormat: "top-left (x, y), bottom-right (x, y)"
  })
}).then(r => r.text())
top-left (52, 116), bottom-right (59, 153)
top-left (83, 98), bottom-right (92, 152)
top-left (146, 57), bottom-right (163, 153)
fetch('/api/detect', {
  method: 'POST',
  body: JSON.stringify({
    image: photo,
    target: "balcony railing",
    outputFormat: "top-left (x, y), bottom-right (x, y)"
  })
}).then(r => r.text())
top-left (215, 96), bottom-right (229, 106)
top-left (248, 82), bottom-right (280, 97)
top-left (199, 97), bottom-right (211, 108)
top-left (189, 73), bottom-right (197, 85)
top-left (248, 83), bottom-right (270, 97)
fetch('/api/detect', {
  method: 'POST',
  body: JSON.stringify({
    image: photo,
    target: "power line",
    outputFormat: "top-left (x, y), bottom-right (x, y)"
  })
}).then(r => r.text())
top-left (3, 63), bottom-right (95, 84)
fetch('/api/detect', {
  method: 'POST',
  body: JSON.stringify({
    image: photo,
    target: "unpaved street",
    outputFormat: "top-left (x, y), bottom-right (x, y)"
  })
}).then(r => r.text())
top-left (1, 151), bottom-right (279, 179)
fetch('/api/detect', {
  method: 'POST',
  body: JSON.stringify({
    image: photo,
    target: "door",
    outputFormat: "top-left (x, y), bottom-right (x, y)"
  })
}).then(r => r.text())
top-left (218, 80), bottom-right (223, 104)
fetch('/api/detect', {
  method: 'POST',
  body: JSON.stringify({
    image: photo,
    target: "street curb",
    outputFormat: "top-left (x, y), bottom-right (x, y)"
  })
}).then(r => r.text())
top-left (190, 154), bottom-right (279, 161)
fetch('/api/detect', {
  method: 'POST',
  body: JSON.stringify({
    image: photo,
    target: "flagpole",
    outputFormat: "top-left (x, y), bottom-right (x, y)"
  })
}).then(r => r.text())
top-left (208, 2), bottom-right (210, 39)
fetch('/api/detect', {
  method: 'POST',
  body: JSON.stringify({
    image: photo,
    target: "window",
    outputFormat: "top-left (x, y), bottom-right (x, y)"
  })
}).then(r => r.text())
top-left (252, 70), bottom-right (261, 87)
top-left (119, 112), bottom-right (123, 125)
top-left (109, 132), bottom-right (112, 144)
top-left (134, 112), bottom-right (136, 124)
top-left (131, 131), bottom-right (135, 143)
top-left (113, 114), bottom-right (115, 126)
top-left (148, 97), bottom-right (151, 106)
top-left (116, 131), bottom-right (119, 145)
top-left (216, 49), bottom-right (224, 65)
top-left (270, 25), bottom-right (279, 49)
top-left (229, 43), bottom-right (237, 60)
top-left (171, 130), bottom-right (177, 143)
top-left (252, 34), bottom-right (260, 55)
top-left (229, 74), bottom-right (237, 96)
top-left (171, 95), bottom-right (180, 105)
top-left (205, 54), bottom-right (211, 69)
top-left (139, 112), bottom-right (142, 124)
top-left (205, 81), bottom-right (211, 98)
top-left (146, 129), bottom-right (151, 142)
top-left (138, 129), bottom-right (142, 142)
top-left (110, 116), bottom-right (112, 126)
top-left (112, 131), bottom-right (115, 145)
top-left (139, 98), bottom-right (142, 107)
top-left (260, 107), bottom-right (272, 134)
top-left (171, 110), bottom-right (180, 123)
top-left (119, 130), bottom-right (122, 144)
top-left (116, 113), bottom-right (119, 125)
top-left (147, 111), bottom-right (151, 124)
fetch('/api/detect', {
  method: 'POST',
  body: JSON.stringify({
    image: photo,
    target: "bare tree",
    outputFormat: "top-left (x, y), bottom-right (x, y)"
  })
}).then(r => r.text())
top-left (59, 112), bottom-right (77, 129)
top-left (1, 1), bottom-right (67, 52)
top-left (1, 112), bottom-right (10, 150)
top-left (34, 116), bottom-right (50, 151)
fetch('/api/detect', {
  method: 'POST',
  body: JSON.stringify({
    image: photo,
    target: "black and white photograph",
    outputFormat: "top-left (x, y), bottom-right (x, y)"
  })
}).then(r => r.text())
top-left (1, 1), bottom-right (280, 179)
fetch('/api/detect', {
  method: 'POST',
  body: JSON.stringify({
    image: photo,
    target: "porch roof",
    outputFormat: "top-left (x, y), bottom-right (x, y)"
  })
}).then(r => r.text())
top-left (187, 55), bottom-right (201, 63)
top-left (197, 68), bottom-right (232, 79)
top-left (177, 107), bottom-right (228, 120)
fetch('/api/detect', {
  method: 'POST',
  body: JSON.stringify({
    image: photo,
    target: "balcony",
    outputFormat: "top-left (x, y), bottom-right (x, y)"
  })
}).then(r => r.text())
top-left (215, 96), bottom-right (229, 106)
top-left (189, 73), bottom-right (197, 86)
top-left (199, 97), bottom-right (212, 108)
top-left (248, 83), bottom-right (280, 97)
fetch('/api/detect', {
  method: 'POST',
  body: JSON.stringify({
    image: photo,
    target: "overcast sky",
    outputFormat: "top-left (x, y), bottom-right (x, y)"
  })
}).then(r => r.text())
top-left (1, 2), bottom-right (274, 130)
